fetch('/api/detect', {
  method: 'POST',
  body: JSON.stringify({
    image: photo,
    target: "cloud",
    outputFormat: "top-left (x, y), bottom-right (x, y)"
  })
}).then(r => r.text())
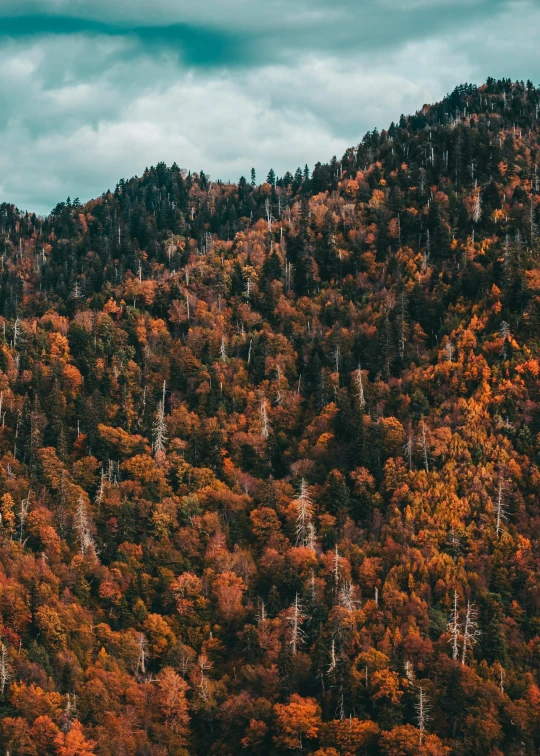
top-left (0, 0), bottom-right (337, 30)
top-left (0, 34), bottom-right (348, 213)
top-left (0, 0), bottom-right (517, 65)
top-left (0, 31), bottom-right (468, 214)
top-left (0, 0), bottom-right (539, 214)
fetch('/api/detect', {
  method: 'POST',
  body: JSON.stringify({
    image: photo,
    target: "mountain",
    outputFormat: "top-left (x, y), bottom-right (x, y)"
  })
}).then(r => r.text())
top-left (0, 77), bottom-right (539, 755)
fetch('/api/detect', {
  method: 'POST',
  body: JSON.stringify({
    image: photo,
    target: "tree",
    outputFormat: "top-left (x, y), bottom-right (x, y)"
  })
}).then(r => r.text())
top-left (0, 492), bottom-right (16, 534)
top-left (213, 571), bottom-right (247, 622)
top-left (379, 724), bottom-right (450, 755)
top-left (353, 365), bottom-right (366, 410)
top-left (447, 591), bottom-right (461, 661)
top-left (461, 601), bottom-right (480, 665)
top-left (473, 192), bottom-right (482, 223)
top-left (494, 480), bottom-right (509, 538)
top-left (274, 694), bottom-right (322, 751)
top-left (287, 594), bottom-right (306, 656)
top-left (156, 666), bottom-right (190, 746)
top-left (293, 479), bottom-right (314, 547)
top-left (1, 77), bottom-right (540, 756)
top-left (73, 496), bottom-right (96, 557)
top-left (418, 419), bottom-right (430, 473)
top-left (260, 398), bottom-right (270, 440)
top-left (322, 718), bottom-right (379, 753)
top-left (153, 380), bottom-right (168, 461)
top-left (415, 686), bottom-right (430, 746)
top-left (32, 716), bottom-right (61, 754)
top-left (0, 642), bottom-right (12, 698)
top-left (54, 720), bottom-right (96, 756)
top-left (136, 632), bottom-right (148, 675)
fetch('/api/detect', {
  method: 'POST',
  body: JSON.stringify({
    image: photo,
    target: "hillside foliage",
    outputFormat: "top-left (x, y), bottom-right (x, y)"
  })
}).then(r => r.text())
top-left (0, 78), bottom-right (540, 754)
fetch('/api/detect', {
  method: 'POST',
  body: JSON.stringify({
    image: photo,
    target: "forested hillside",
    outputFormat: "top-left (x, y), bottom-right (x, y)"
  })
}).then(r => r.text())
top-left (1, 77), bottom-right (540, 755)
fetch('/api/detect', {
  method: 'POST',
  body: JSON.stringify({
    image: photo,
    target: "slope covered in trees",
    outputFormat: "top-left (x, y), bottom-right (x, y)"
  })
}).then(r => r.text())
top-left (0, 77), bottom-right (540, 755)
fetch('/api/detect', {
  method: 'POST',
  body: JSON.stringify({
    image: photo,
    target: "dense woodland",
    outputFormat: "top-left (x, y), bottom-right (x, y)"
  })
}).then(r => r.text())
top-left (0, 78), bottom-right (540, 755)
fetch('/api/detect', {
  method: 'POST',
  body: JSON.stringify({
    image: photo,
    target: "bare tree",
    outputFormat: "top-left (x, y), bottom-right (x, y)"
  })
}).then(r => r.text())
top-left (473, 192), bottom-right (482, 224)
top-left (498, 664), bottom-right (505, 694)
top-left (13, 316), bottom-right (20, 349)
top-left (461, 600), bottom-right (481, 665)
top-left (495, 480), bottom-right (509, 538)
top-left (19, 490), bottom-right (30, 544)
top-left (95, 467), bottom-right (105, 513)
top-left (419, 419), bottom-right (430, 473)
top-left (136, 632), bottom-right (149, 675)
top-left (447, 590), bottom-right (461, 661)
top-left (333, 544), bottom-right (341, 587)
top-left (196, 654), bottom-right (212, 703)
top-left (328, 638), bottom-right (337, 674)
top-left (339, 581), bottom-right (357, 611)
top-left (61, 692), bottom-right (78, 732)
top-left (219, 336), bottom-right (227, 362)
top-left (0, 642), bottom-right (12, 698)
top-left (256, 599), bottom-right (267, 626)
top-left (265, 197), bottom-right (274, 232)
top-left (293, 479), bottom-right (314, 547)
top-left (415, 686), bottom-right (431, 746)
top-left (405, 660), bottom-right (415, 683)
top-left (306, 522), bottom-right (317, 553)
top-left (354, 364), bottom-right (366, 410)
top-left (285, 260), bottom-right (292, 293)
top-left (288, 594), bottom-right (306, 656)
top-left (500, 321), bottom-right (511, 360)
top-left (260, 399), bottom-right (270, 440)
top-left (153, 381), bottom-right (167, 459)
top-left (333, 346), bottom-right (341, 378)
top-left (73, 496), bottom-right (96, 557)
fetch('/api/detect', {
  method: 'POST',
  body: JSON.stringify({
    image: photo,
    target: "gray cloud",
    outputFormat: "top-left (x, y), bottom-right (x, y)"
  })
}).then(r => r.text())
top-left (0, 0), bottom-right (519, 64)
top-left (0, 0), bottom-right (539, 214)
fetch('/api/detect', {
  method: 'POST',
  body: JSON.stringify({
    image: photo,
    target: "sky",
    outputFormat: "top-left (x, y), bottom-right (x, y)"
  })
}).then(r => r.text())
top-left (1, 0), bottom-right (539, 215)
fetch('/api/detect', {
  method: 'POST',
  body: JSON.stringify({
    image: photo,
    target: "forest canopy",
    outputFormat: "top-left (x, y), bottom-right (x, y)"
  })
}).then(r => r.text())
top-left (0, 78), bottom-right (539, 754)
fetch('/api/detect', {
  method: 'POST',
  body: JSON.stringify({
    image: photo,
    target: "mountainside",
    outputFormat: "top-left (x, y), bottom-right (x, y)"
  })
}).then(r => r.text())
top-left (1, 77), bottom-right (540, 755)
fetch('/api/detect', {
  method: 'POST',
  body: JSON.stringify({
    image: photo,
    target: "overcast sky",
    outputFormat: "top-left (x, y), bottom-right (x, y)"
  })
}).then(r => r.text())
top-left (1, 0), bottom-right (539, 214)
